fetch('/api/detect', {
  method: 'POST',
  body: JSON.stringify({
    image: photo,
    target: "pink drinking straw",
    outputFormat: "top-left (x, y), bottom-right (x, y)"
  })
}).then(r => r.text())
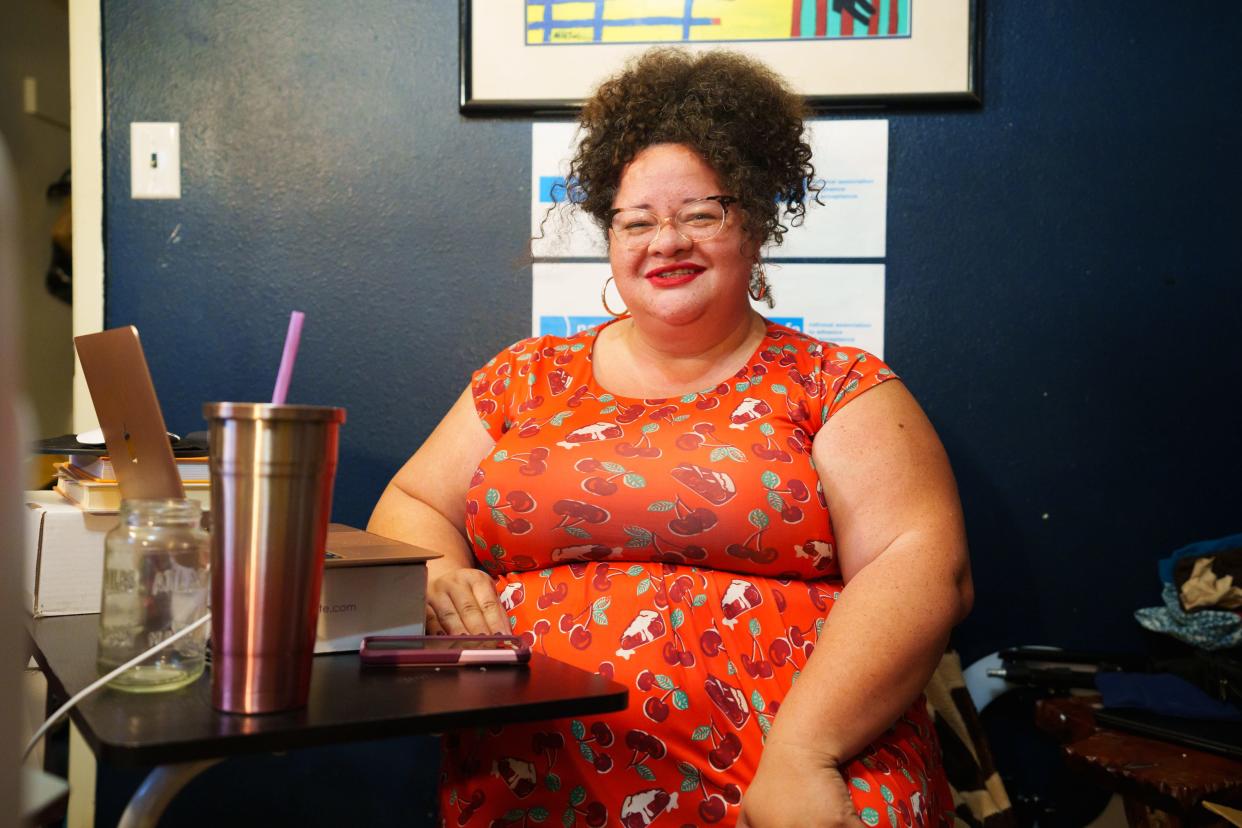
top-left (271, 311), bottom-right (305, 405)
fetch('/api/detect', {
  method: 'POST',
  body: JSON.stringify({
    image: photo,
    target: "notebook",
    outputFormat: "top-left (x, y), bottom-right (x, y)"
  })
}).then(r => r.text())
top-left (323, 524), bottom-right (440, 567)
top-left (73, 327), bottom-right (185, 501)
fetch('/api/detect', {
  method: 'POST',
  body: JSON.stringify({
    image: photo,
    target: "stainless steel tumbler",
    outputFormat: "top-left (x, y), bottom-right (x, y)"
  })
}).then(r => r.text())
top-left (204, 403), bottom-right (346, 714)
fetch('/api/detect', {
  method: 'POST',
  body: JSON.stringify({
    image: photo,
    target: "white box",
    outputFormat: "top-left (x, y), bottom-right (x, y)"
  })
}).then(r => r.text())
top-left (314, 562), bottom-right (427, 653)
top-left (23, 491), bottom-right (117, 617)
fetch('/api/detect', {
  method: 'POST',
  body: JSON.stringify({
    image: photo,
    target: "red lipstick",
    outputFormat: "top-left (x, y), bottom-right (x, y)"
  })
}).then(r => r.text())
top-left (645, 262), bottom-right (705, 287)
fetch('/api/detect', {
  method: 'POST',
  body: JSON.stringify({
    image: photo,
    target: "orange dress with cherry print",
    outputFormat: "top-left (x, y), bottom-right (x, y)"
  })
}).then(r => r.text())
top-left (440, 319), bottom-right (953, 828)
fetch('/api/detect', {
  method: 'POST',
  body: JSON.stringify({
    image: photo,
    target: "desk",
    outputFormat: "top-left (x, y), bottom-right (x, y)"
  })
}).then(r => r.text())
top-left (28, 614), bottom-right (627, 825)
top-left (1035, 696), bottom-right (1242, 827)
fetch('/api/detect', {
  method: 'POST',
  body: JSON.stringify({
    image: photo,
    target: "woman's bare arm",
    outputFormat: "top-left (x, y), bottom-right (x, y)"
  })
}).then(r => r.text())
top-left (367, 387), bottom-right (508, 634)
top-left (740, 380), bottom-right (972, 827)
top-left (768, 379), bottom-right (972, 760)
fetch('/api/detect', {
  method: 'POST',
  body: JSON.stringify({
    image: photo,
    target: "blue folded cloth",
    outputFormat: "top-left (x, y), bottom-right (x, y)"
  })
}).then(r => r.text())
top-left (1096, 671), bottom-right (1242, 720)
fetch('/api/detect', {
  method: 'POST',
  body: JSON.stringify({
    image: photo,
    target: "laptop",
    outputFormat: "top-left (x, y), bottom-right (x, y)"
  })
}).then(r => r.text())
top-left (73, 327), bottom-right (185, 500)
top-left (1096, 707), bottom-right (1242, 760)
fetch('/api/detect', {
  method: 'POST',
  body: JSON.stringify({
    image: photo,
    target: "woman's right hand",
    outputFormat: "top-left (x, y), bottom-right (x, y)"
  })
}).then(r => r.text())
top-left (425, 565), bottom-right (510, 635)
top-left (738, 742), bottom-right (864, 828)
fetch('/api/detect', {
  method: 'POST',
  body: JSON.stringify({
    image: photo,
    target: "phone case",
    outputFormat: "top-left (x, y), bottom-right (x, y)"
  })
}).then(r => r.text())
top-left (359, 635), bottom-right (531, 667)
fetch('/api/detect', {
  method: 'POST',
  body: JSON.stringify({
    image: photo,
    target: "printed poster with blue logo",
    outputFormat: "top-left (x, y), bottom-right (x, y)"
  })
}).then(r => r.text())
top-left (531, 120), bottom-right (889, 356)
top-left (531, 120), bottom-right (888, 258)
top-left (533, 262), bottom-right (886, 359)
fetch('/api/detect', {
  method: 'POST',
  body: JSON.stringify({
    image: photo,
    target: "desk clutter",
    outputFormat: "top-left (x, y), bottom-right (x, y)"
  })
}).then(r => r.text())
top-left (1035, 695), bottom-right (1242, 825)
top-left (992, 648), bottom-right (1242, 760)
top-left (96, 497), bottom-right (211, 692)
top-left (53, 454), bottom-right (211, 512)
top-left (23, 487), bottom-right (434, 655)
top-left (24, 322), bottom-right (437, 729)
top-left (314, 523), bottom-right (436, 653)
top-left (32, 429), bottom-right (210, 458)
top-left (35, 430), bottom-right (212, 512)
top-left (23, 489), bottom-right (119, 617)
top-left (980, 536), bottom-right (1242, 826)
top-left (1138, 532), bottom-right (1242, 653)
top-left (27, 432), bottom-right (215, 615)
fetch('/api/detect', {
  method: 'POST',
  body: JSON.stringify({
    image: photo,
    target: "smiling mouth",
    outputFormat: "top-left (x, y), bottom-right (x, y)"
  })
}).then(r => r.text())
top-left (646, 265), bottom-right (705, 283)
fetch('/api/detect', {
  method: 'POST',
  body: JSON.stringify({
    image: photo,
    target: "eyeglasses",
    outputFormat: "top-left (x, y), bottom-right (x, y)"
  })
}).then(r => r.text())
top-left (607, 195), bottom-right (737, 251)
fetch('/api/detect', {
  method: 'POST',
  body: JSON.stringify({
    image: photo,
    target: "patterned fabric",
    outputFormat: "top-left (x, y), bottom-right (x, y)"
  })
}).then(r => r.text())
top-left (923, 652), bottom-right (1016, 828)
top-left (440, 319), bottom-right (953, 828)
top-left (1135, 584), bottom-right (1242, 651)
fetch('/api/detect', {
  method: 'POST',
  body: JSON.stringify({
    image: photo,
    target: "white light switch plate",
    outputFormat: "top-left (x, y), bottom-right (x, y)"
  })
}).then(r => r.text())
top-left (130, 122), bottom-right (180, 199)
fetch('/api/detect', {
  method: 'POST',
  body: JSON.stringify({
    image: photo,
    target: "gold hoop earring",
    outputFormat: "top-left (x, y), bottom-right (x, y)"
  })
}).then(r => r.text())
top-left (601, 276), bottom-right (628, 318)
top-left (749, 264), bottom-right (775, 308)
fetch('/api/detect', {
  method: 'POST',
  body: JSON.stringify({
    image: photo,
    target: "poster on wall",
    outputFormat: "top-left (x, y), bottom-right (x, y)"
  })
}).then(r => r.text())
top-left (531, 120), bottom-right (889, 259)
top-left (532, 262), bottom-right (886, 358)
top-left (461, 0), bottom-right (980, 112)
top-left (530, 122), bottom-right (607, 259)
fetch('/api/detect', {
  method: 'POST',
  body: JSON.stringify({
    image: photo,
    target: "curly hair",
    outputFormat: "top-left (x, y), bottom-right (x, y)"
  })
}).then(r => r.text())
top-left (565, 48), bottom-right (816, 248)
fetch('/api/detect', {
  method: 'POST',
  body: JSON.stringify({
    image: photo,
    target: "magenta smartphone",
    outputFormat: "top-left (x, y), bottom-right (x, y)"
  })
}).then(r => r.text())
top-left (359, 635), bottom-right (531, 667)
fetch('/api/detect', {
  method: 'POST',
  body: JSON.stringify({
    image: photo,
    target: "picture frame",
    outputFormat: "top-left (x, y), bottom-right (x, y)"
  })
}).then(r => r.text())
top-left (460, 0), bottom-right (980, 115)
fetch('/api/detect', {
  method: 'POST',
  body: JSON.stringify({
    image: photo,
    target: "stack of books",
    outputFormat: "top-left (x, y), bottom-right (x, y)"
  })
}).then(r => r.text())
top-left (54, 454), bottom-right (211, 512)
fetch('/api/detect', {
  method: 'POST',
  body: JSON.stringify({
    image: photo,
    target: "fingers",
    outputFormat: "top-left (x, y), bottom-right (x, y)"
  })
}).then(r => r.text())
top-left (470, 577), bottom-right (512, 635)
top-left (425, 605), bottom-right (445, 635)
top-left (427, 580), bottom-right (474, 635)
top-left (738, 804), bottom-right (863, 828)
top-left (739, 759), bottom-right (870, 828)
top-left (427, 568), bottom-right (508, 635)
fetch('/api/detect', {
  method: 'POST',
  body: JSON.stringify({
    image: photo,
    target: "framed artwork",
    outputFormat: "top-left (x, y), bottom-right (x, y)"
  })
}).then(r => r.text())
top-left (460, 0), bottom-right (980, 114)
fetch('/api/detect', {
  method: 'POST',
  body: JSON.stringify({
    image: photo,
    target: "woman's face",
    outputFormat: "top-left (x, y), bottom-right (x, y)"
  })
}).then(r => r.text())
top-left (608, 143), bottom-right (756, 329)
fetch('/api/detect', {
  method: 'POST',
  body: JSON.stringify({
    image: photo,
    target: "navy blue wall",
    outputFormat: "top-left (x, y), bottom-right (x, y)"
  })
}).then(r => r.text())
top-left (105, 1), bottom-right (1242, 672)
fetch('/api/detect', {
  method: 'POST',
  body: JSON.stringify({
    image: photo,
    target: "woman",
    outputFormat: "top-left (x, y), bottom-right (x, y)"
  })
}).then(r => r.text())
top-left (369, 49), bottom-right (972, 828)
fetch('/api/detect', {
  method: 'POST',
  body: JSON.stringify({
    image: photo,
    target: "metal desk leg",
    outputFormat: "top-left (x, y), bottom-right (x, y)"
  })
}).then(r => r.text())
top-left (117, 758), bottom-right (223, 828)
top-left (67, 720), bottom-right (96, 827)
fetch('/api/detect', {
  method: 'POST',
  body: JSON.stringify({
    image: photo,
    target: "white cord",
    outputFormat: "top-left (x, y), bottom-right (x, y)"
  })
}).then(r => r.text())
top-left (23, 612), bottom-right (212, 761)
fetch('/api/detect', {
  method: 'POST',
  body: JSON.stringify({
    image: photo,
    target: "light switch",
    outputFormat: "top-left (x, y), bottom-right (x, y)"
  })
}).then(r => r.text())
top-left (131, 122), bottom-right (181, 199)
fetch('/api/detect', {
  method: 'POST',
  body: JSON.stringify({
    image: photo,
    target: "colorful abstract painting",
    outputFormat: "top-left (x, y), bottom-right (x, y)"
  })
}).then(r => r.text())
top-left (525, 0), bottom-right (913, 45)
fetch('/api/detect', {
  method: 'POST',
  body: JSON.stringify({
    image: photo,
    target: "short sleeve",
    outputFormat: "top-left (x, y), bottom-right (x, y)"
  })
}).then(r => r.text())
top-left (816, 345), bottom-right (900, 424)
top-left (471, 343), bottom-right (523, 442)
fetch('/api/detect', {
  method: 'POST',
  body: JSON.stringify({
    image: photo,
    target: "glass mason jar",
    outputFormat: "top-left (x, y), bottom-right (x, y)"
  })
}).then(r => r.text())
top-left (97, 499), bottom-right (210, 692)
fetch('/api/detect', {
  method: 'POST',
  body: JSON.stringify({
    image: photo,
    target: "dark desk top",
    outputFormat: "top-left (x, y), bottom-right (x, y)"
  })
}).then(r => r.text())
top-left (29, 615), bottom-right (627, 768)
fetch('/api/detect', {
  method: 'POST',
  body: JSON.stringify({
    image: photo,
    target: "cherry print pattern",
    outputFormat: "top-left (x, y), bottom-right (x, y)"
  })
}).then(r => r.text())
top-left (441, 320), bottom-right (952, 827)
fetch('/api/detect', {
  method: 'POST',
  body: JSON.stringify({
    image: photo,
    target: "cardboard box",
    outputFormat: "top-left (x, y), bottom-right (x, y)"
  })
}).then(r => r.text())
top-left (23, 490), bottom-right (117, 617)
top-left (315, 563), bottom-right (428, 653)
top-left (315, 524), bottom-right (439, 653)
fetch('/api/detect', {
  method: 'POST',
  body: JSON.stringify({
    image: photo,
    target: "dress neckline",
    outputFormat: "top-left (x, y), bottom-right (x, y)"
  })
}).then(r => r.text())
top-left (583, 316), bottom-right (775, 403)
